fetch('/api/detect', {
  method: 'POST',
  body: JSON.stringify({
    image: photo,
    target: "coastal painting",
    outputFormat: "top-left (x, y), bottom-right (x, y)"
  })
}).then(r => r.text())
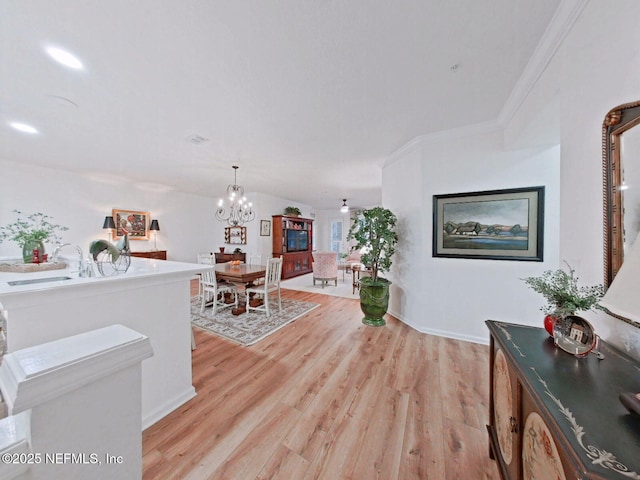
top-left (433, 186), bottom-right (544, 261)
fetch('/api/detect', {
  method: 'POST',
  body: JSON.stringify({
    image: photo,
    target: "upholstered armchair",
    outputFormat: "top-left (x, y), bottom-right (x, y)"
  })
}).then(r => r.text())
top-left (345, 250), bottom-right (362, 269)
top-left (312, 252), bottom-right (338, 288)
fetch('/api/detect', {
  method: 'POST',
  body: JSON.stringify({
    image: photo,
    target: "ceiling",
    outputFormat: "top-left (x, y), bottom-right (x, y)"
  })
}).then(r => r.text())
top-left (0, 0), bottom-right (561, 210)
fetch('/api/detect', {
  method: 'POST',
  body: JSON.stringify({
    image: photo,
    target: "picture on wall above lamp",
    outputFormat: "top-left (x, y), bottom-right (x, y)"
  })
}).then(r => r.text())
top-left (112, 209), bottom-right (150, 240)
top-left (432, 186), bottom-right (545, 261)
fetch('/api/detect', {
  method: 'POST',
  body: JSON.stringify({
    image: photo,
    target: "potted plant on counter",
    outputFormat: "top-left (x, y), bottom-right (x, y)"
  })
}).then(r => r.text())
top-left (0, 210), bottom-right (69, 263)
top-left (522, 262), bottom-right (605, 335)
top-left (347, 206), bottom-right (398, 326)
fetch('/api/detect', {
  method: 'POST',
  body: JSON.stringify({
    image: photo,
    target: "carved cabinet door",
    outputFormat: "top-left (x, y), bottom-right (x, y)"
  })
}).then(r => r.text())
top-left (489, 344), bottom-right (521, 480)
top-left (521, 393), bottom-right (575, 480)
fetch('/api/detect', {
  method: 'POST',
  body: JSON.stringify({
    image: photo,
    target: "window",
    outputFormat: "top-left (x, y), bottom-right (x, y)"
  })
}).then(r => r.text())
top-left (330, 219), bottom-right (343, 253)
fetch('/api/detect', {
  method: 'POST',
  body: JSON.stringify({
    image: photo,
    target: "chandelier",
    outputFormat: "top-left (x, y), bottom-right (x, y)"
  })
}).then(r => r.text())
top-left (215, 165), bottom-right (255, 226)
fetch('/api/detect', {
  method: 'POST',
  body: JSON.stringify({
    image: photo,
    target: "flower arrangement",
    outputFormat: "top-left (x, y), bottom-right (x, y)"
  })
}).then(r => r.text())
top-left (522, 262), bottom-right (605, 318)
top-left (0, 210), bottom-right (69, 248)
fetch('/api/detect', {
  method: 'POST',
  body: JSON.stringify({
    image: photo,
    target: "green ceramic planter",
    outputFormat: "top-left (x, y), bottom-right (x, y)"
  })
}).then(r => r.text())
top-left (359, 279), bottom-right (391, 326)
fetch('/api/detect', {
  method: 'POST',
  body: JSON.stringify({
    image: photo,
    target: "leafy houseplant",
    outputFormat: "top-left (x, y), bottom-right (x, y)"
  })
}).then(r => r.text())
top-left (347, 206), bottom-right (398, 326)
top-left (0, 210), bottom-right (69, 263)
top-left (522, 262), bottom-right (605, 334)
top-left (284, 206), bottom-right (301, 217)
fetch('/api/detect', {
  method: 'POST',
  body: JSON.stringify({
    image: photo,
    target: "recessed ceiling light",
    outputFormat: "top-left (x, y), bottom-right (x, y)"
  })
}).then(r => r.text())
top-left (9, 122), bottom-right (39, 134)
top-left (45, 45), bottom-right (84, 70)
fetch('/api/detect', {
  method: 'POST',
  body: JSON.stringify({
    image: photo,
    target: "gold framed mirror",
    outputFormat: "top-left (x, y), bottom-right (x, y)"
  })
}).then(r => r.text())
top-left (602, 100), bottom-right (640, 328)
top-left (603, 101), bottom-right (640, 284)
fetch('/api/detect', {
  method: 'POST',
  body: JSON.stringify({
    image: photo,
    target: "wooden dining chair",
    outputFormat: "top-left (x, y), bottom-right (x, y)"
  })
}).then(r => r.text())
top-left (192, 253), bottom-right (216, 350)
top-left (200, 268), bottom-right (238, 314)
top-left (246, 257), bottom-right (282, 317)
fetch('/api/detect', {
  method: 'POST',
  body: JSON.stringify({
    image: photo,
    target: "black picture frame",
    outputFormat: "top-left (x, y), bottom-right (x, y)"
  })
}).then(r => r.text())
top-left (433, 186), bottom-right (544, 261)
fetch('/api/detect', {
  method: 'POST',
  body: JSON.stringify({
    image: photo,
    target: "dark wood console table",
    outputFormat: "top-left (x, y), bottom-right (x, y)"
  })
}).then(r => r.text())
top-left (130, 250), bottom-right (167, 260)
top-left (214, 252), bottom-right (246, 264)
top-left (486, 320), bottom-right (640, 479)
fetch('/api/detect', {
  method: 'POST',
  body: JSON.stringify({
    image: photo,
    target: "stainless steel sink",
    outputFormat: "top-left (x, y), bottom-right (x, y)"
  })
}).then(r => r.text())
top-left (8, 276), bottom-right (72, 286)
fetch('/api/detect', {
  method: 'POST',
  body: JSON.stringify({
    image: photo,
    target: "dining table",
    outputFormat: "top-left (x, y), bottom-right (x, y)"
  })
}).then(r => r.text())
top-left (214, 263), bottom-right (267, 315)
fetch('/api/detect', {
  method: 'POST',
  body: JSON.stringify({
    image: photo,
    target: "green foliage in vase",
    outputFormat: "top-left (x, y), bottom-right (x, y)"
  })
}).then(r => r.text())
top-left (522, 262), bottom-right (605, 317)
top-left (0, 210), bottom-right (69, 247)
top-left (347, 206), bottom-right (398, 284)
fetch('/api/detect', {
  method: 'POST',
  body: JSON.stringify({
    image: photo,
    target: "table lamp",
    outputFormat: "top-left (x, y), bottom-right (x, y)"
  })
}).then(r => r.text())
top-left (102, 216), bottom-right (116, 241)
top-left (150, 219), bottom-right (160, 251)
top-left (600, 230), bottom-right (640, 416)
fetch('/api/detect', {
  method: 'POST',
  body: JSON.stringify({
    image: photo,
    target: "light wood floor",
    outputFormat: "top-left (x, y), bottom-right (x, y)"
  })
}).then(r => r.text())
top-left (142, 284), bottom-right (499, 480)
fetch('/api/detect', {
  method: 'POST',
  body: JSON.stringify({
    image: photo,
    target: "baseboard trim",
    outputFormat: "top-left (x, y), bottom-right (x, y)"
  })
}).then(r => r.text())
top-left (388, 308), bottom-right (490, 345)
top-left (142, 386), bottom-right (196, 431)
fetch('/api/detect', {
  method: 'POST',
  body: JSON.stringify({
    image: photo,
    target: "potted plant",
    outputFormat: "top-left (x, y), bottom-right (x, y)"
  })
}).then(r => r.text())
top-left (347, 206), bottom-right (398, 326)
top-left (0, 210), bottom-right (69, 263)
top-left (522, 262), bottom-right (605, 335)
top-left (284, 206), bottom-right (301, 217)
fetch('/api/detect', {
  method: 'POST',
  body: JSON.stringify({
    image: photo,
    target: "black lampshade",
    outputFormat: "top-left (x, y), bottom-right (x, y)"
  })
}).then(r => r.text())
top-left (102, 216), bottom-right (116, 230)
top-left (150, 219), bottom-right (160, 231)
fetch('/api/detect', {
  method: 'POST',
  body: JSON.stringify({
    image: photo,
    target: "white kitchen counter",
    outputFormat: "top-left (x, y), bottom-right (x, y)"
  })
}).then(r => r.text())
top-left (0, 257), bottom-right (208, 429)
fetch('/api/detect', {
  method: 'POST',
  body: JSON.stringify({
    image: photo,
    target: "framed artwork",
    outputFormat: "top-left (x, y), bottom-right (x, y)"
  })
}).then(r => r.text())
top-left (432, 186), bottom-right (544, 261)
top-left (225, 226), bottom-right (247, 245)
top-left (260, 220), bottom-right (271, 236)
top-left (112, 209), bottom-right (150, 240)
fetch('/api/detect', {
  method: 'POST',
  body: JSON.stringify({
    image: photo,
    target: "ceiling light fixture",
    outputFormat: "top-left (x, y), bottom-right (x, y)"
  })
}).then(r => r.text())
top-left (340, 199), bottom-right (349, 213)
top-left (216, 166), bottom-right (255, 226)
top-left (45, 45), bottom-right (84, 70)
top-left (9, 122), bottom-right (38, 134)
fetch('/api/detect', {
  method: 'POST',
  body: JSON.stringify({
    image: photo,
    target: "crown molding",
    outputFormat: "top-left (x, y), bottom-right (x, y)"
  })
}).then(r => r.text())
top-left (380, 0), bottom-right (588, 169)
top-left (384, 119), bottom-right (502, 168)
top-left (498, 0), bottom-right (590, 128)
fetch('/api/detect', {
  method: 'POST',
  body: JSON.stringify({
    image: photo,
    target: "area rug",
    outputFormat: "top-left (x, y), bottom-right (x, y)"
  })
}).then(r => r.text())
top-left (280, 273), bottom-right (360, 299)
top-left (190, 296), bottom-right (319, 346)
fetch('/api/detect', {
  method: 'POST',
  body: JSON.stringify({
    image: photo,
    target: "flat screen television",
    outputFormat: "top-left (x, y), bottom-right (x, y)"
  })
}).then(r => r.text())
top-left (286, 230), bottom-right (308, 252)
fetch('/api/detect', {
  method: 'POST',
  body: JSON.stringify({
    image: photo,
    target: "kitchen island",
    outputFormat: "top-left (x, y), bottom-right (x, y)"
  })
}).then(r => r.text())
top-left (0, 257), bottom-right (207, 429)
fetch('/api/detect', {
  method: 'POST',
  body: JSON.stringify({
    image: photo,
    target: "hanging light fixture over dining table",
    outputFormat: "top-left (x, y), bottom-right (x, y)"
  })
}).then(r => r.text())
top-left (215, 165), bottom-right (255, 227)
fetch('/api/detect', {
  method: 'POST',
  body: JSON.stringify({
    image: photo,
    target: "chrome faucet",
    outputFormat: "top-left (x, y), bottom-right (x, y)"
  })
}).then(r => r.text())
top-left (53, 243), bottom-right (87, 277)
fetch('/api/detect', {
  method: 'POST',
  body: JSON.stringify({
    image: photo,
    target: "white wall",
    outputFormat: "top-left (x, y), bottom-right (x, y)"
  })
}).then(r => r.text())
top-left (382, 0), bottom-right (640, 356)
top-left (383, 128), bottom-right (560, 344)
top-left (0, 158), bottom-right (216, 263)
top-left (313, 208), bottom-right (352, 253)
top-left (0, 159), bottom-right (309, 264)
top-left (505, 0), bottom-right (640, 358)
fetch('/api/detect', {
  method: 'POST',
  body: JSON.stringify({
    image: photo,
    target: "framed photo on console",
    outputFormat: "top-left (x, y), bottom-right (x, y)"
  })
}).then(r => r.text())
top-left (432, 186), bottom-right (544, 261)
top-left (112, 209), bottom-right (150, 240)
